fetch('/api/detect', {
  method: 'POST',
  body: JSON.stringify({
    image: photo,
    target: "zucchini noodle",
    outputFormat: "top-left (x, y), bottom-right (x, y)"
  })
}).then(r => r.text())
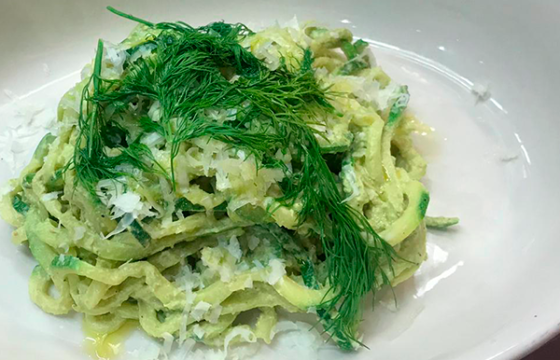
top-left (0, 7), bottom-right (449, 353)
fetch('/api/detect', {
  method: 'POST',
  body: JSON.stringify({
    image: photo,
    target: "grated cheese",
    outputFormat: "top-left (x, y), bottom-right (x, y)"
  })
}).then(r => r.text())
top-left (0, 99), bottom-right (56, 173)
top-left (223, 327), bottom-right (256, 355)
top-left (226, 236), bottom-right (243, 261)
top-left (102, 41), bottom-right (127, 79)
top-left (104, 212), bottom-right (135, 239)
top-left (191, 301), bottom-right (212, 321)
top-left (269, 320), bottom-right (325, 360)
top-left (207, 304), bottom-right (222, 324)
top-left (266, 259), bottom-right (286, 285)
top-left (111, 192), bottom-right (142, 216)
top-left (161, 332), bottom-right (175, 356)
top-left (73, 226), bottom-right (86, 241)
top-left (141, 132), bottom-right (165, 148)
top-left (192, 324), bottom-right (206, 340)
top-left (148, 101), bottom-right (162, 122)
top-left (41, 192), bottom-right (61, 202)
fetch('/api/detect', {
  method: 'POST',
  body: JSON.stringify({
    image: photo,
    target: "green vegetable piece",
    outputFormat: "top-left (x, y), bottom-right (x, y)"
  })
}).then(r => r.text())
top-left (341, 39), bottom-right (369, 60)
top-left (339, 39), bottom-right (370, 75)
top-left (23, 173), bottom-right (36, 188)
top-left (387, 86), bottom-right (410, 125)
top-left (12, 194), bottom-right (29, 215)
top-left (338, 59), bottom-right (368, 76)
top-left (353, 39), bottom-right (368, 55)
top-left (129, 220), bottom-right (151, 246)
top-left (418, 192), bottom-right (430, 219)
top-left (426, 216), bottom-right (459, 229)
top-left (341, 40), bottom-right (359, 60)
top-left (379, 181), bottom-right (428, 247)
top-left (51, 255), bottom-right (80, 270)
top-left (175, 198), bottom-right (204, 212)
top-left (320, 144), bottom-right (350, 154)
top-left (213, 201), bottom-right (227, 213)
top-left (300, 260), bottom-right (319, 290)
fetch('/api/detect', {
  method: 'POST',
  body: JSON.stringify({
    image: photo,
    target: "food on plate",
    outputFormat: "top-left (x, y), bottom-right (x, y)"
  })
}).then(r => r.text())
top-left (0, 6), bottom-right (454, 353)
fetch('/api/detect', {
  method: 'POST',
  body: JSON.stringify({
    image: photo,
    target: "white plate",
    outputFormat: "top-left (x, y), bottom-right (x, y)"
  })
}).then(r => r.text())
top-left (1, 1), bottom-right (559, 359)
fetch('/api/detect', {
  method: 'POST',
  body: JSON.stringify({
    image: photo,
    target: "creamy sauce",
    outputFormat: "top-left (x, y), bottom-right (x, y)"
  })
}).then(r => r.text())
top-left (83, 320), bottom-right (137, 360)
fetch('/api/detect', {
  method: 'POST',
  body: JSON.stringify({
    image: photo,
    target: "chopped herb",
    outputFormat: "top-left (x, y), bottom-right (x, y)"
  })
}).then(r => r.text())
top-left (51, 255), bottom-right (80, 270)
top-left (129, 220), bottom-right (151, 246)
top-left (387, 86), bottom-right (410, 125)
top-left (340, 41), bottom-right (357, 60)
top-left (338, 59), bottom-right (369, 76)
top-left (213, 201), bottom-right (227, 213)
top-left (13, 194), bottom-right (29, 215)
top-left (175, 198), bottom-right (204, 212)
top-left (418, 192), bottom-right (430, 218)
top-left (353, 40), bottom-right (368, 55)
top-left (339, 39), bottom-right (370, 75)
top-left (301, 259), bottom-right (319, 290)
top-left (23, 173), bottom-right (36, 188)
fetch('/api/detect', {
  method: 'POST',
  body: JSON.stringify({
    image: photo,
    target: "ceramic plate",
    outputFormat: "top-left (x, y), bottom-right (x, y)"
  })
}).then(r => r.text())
top-left (1, 1), bottom-right (559, 359)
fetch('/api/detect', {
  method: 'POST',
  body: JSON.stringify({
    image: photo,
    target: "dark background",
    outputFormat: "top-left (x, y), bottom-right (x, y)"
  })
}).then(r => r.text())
top-left (524, 337), bottom-right (560, 359)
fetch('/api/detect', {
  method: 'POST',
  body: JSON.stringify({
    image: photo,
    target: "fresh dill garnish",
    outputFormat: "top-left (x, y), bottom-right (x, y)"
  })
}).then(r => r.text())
top-left (68, 6), bottom-right (396, 348)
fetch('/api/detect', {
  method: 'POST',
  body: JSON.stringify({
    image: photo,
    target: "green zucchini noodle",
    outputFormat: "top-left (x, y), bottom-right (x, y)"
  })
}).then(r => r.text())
top-left (0, 7), bottom-right (450, 354)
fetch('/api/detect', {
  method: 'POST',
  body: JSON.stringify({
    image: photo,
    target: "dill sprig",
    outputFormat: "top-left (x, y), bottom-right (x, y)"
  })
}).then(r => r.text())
top-left (71, 6), bottom-right (395, 348)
